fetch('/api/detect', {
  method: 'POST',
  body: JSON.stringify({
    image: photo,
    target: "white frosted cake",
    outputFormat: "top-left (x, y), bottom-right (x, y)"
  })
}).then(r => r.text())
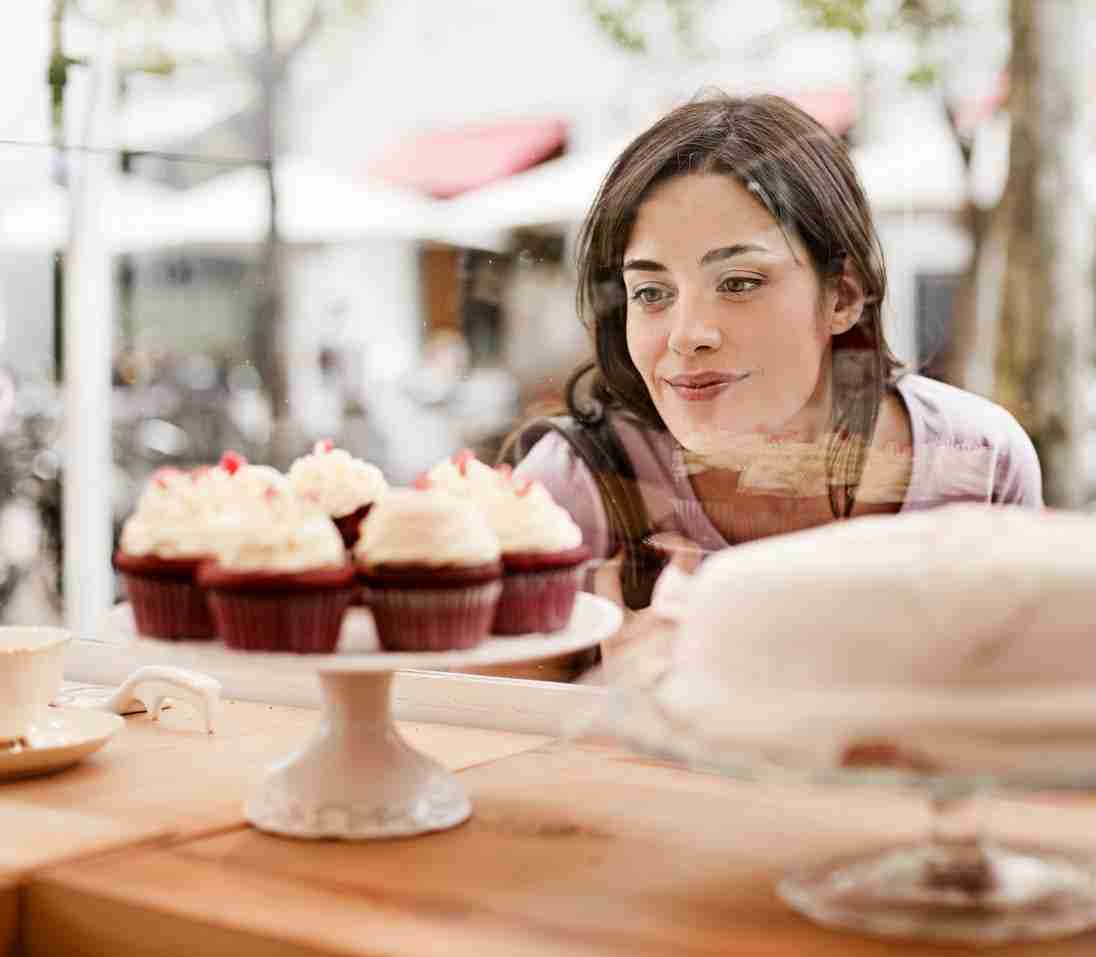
top-left (652, 504), bottom-right (1096, 776)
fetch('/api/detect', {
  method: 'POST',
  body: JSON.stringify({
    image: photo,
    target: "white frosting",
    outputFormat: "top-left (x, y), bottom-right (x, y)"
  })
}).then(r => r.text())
top-left (206, 491), bottom-right (347, 572)
top-left (120, 470), bottom-right (212, 559)
top-left (354, 489), bottom-right (500, 568)
top-left (194, 463), bottom-right (292, 515)
top-left (233, 464), bottom-right (291, 498)
top-left (482, 480), bottom-right (583, 553)
top-left (426, 454), bottom-right (509, 500)
top-left (651, 505), bottom-right (1096, 773)
top-left (427, 454), bottom-right (581, 554)
top-left (289, 447), bottom-right (388, 518)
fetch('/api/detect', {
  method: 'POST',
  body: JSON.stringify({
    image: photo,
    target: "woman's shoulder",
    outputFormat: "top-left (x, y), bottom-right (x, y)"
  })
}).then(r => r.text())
top-left (895, 373), bottom-right (1043, 506)
top-left (897, 373), bottom-right (1029, 446)
top-left (510, 410), bottom-right (674, 475)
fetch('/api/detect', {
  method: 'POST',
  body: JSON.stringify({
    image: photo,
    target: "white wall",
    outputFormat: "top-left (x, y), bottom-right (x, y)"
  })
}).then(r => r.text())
top-left (286, 238), bottom-right (423, 434)
top-left (876, 212), bottom-right (973, 370)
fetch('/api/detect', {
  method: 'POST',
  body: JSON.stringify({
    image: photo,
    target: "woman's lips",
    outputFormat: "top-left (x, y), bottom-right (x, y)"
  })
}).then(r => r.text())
top-left (664, 371), bottom-right (750, 402)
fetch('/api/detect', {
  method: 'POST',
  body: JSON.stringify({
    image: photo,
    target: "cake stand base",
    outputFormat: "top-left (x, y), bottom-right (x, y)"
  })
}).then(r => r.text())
top-left (244, 672), bottom-right (470, 840)
top-left (779, 842), bottom-right (1096, 945)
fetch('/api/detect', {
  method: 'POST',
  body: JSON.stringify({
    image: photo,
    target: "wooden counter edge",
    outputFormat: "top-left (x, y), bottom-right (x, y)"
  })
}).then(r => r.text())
top-left (0, 879), bottom-right (16, 957)
top-left (22, 845), bottom-right (616, 957)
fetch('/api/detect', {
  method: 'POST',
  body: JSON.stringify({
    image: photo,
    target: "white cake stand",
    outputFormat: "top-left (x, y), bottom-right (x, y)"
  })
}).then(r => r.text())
top-left (112, 594), bottom-right (621, 840)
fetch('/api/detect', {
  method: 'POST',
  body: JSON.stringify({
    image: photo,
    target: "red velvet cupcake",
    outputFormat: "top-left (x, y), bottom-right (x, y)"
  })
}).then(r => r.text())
top-left (114, 551), bottom-right (214, 640)
top-left (425, 453), bottom-right (589, 635)
top-left (115, 468), bottom-right (216, 640)
top-left (288, 440), bottom-right (388, 550)
top-left (199, 490), bottom-right (355, 653)
top-left (199, 563), bottom-right (355, 654)
top-left (354, 487), bottom-right (502, 651)
top-left (486, 476), bottom-right (589, 635)
top-left (494, 544), bottom-right (591, 636)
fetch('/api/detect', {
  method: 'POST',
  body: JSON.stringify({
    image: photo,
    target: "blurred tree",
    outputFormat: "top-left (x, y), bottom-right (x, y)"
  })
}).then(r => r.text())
top-left (57, 0), bottom-right (370, 467)
top-left (201, 0), bottom-right (371, 467)
top-left (990, 0), bottom-right (1091, 506)
top-left (798, 0), bottom-right (1092, 506)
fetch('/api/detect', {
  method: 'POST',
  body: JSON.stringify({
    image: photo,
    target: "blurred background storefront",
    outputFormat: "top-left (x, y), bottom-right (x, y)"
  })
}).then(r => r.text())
top-left (0, 0), bottom-right (1093, 636)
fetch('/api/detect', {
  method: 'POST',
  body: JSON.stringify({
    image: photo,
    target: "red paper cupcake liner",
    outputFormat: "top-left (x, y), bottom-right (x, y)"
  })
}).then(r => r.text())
top-left (205, 588), bottom-right (355, 653)
top-left (121, 572), bottom-right (216, 641)
top-left (492, 563), bottom-right (586, 636)
top-left (360, 580), bottom-right (501, 652)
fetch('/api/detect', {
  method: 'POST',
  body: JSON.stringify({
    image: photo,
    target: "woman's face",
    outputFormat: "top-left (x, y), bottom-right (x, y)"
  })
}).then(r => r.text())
top-left (622, 173), bottom-right (860, 451)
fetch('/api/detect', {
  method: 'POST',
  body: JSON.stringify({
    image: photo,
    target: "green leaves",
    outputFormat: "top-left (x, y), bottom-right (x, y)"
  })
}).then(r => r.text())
top-left (796, 0), bottom-right (962, 37)
top-left (586, 0), bottom-right (706, 56)
top-left (906, 63), bottom-right (938, 87)
top-left (589, 0), bottom-right (649, 53)
top-left (798, 0), bottom-right (870, 37)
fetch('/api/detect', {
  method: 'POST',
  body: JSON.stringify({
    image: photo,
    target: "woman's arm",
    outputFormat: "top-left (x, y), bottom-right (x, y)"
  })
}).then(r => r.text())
top-left (993, 412), bottom-right (1044, 507)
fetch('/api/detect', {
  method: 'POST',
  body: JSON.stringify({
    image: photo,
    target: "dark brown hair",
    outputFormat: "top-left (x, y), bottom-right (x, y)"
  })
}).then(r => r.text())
top-left (570, 92), bottom-right (903, 517)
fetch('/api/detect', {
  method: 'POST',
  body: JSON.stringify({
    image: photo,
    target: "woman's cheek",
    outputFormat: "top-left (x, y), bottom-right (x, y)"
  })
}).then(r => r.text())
top-left (625, 321), bottom-right (658, 388)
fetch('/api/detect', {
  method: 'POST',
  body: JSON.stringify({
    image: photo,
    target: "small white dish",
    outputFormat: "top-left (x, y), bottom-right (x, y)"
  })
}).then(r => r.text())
top-left (0, 707), bottom-right (123, 783)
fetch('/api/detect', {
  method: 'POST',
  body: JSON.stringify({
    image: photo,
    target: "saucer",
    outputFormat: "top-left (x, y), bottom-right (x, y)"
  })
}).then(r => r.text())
top-left (0, 708), bottom-right (124, 782)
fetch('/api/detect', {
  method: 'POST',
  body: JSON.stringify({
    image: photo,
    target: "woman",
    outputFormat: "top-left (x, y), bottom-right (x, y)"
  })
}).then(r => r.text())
top-left (508, 94), bottom-right (1042, 614)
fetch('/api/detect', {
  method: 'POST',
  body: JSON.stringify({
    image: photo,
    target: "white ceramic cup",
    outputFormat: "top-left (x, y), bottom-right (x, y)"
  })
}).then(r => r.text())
top-left (0, 627), bottom-right (71, 743)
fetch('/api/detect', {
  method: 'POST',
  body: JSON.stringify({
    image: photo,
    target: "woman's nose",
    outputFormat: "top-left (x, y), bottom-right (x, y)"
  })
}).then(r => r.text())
top-left (667, 301), bottom-right (721, 356)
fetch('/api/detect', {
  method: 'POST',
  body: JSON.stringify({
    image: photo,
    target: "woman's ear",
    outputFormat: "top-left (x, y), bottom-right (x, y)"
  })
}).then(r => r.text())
top-left (827, 263), bottom-right (867, 336)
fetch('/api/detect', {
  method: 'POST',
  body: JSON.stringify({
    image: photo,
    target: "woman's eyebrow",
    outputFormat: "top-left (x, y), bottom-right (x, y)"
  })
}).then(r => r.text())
top-left (698, 243), bottom-right (770, 266)
top-left (623, 243), bottom-right (773, 274)
top-left (622, 258), bottom-right (666, 273)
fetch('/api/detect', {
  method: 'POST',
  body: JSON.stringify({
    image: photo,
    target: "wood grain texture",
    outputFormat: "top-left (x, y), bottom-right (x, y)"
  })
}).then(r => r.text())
top-left (0, 699), bottom-right (547, 881)
top-left (0, 881), bottom-right (17, 957)
top-left (3, 694), bottom-right (549, 957)
top-left (28, 739), bottom-right (1096, 956)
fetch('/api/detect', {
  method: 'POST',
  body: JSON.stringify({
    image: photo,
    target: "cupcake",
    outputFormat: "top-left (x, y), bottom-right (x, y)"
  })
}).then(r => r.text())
top-left (288, 439), bottom-right (388, 549)
top-left (482, 476), bottom-right (590, 635)
top-left (427, 448), bottom-right (510, 500)
top-left (197, 451), bottom-right (290, 507)
top-left (114, 468), bottom-right (217, 640)
top-left (197, 488), bottom-right (355, 653)
top-left (354, 486), bottom-right (501, 651)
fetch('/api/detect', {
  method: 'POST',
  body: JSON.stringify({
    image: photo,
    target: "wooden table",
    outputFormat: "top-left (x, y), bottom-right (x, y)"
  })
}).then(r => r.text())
top-left (14, 730), bottom-right (1096, 956)
top-left (0, 696), bottom-right (547, 956)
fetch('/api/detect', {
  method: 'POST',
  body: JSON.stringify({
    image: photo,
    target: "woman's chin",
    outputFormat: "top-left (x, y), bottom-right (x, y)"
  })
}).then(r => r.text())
top-left (663, 404), bottom-right (807, 453)
top-left (671, 420), bottom-right (767, 456)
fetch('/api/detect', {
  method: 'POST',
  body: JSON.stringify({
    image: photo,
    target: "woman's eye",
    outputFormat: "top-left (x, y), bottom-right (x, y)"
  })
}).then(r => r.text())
top-left (719, 277), bottom-right (761, 295)
top-left (629, 286), bottom-right (667, 306)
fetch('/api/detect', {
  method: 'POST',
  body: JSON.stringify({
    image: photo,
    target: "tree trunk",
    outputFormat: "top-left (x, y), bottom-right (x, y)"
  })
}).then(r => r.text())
top-left (993, 0), bottom-right (1092, 507)
top-left (940, 199), bottom-right (994, 390)
top-left (254, 0), bottom-right (295, 467)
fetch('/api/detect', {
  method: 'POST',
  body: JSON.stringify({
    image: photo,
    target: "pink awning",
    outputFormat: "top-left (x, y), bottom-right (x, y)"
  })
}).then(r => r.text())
top-left (782, 89), bottom-right (857, 136)
top-left (369, 118), bottom-right (569, 199)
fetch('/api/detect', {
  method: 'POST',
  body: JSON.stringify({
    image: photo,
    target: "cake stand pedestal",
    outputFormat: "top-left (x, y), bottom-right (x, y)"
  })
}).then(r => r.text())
top-left (116, 593), bottom-right (621, 840)
top-left (244, 670), bottom-right (470, 838)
